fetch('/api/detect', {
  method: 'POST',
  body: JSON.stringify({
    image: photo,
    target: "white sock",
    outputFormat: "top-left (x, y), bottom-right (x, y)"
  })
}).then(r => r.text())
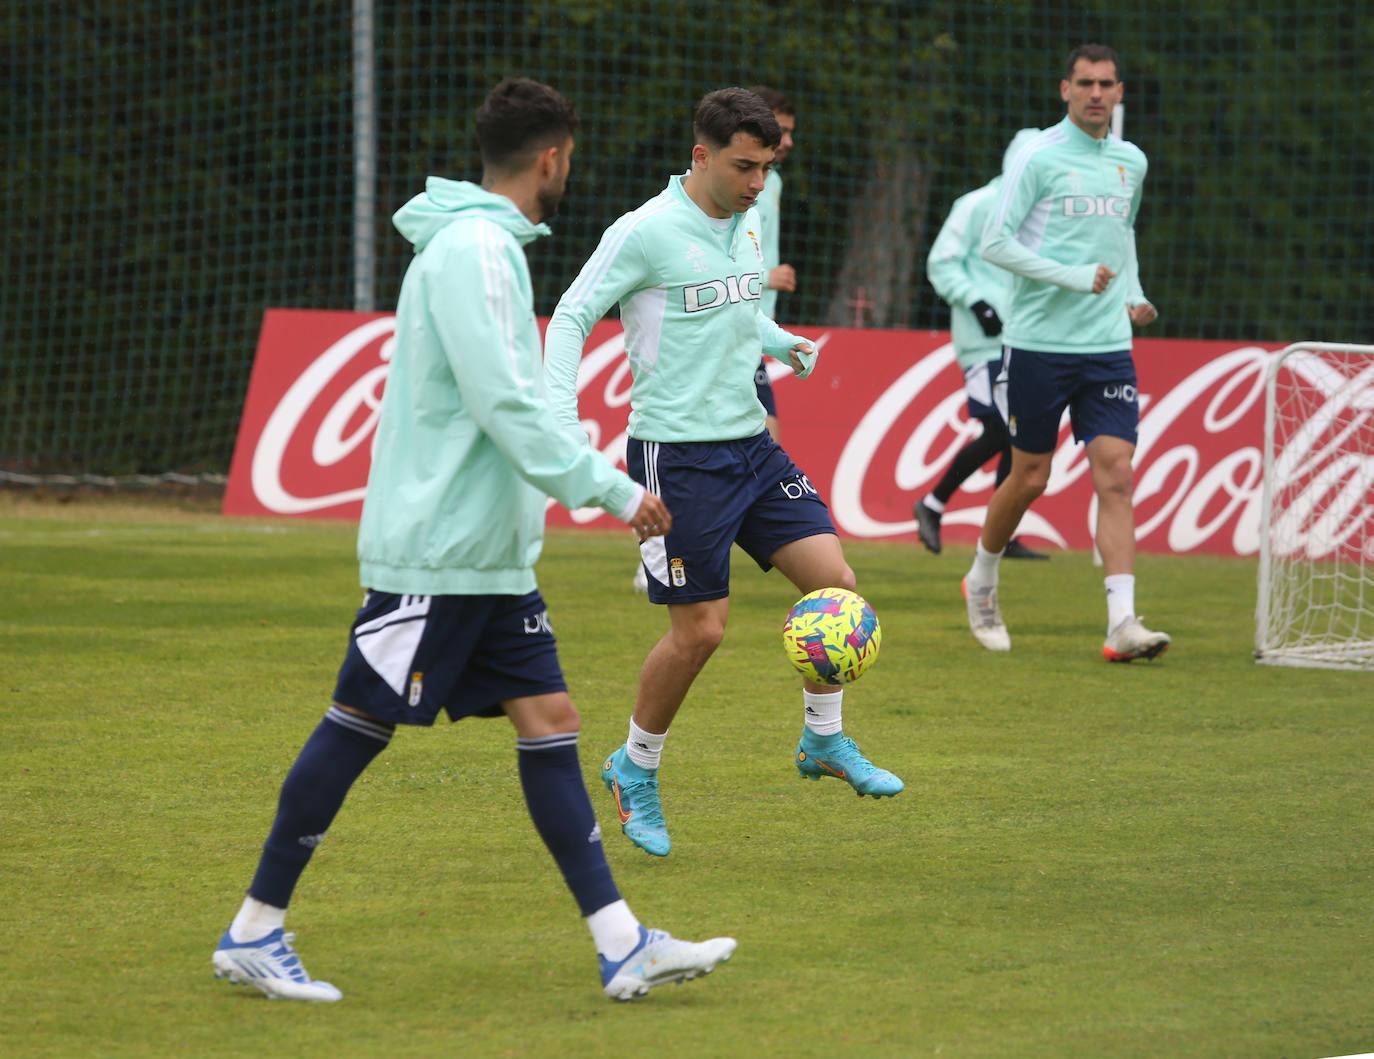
top-left (803, 688), bottom-right (843, 737)
top-left (229, 896), bottom-right (286, 943)
top-left (625, 717), bottom-right (666, 771)
top-left (1105, 574), bottom-right (1135, 632)
top-left (968, 539), bottom-right (1004, 586)
top-left (921, 494), bottom-right (945, 515)
top-left (586, 899), bottom-right (642, 961)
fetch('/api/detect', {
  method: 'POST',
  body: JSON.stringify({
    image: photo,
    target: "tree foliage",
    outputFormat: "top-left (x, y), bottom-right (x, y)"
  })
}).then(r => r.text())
top-left (2, 0), bottom-right (1368, 473)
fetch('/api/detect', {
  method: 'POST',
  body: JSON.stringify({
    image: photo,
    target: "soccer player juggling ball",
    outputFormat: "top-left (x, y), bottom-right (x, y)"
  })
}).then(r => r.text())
top-left (963, 44), bottom-right (1171, 662)
top-left (544, 87), bottom-right (903, 861)
top-left (212, 79), bottom-right (734, 1004)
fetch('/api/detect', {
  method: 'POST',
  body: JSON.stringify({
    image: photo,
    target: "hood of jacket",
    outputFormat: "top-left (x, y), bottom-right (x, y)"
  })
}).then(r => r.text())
top-left (392, 177), bottom-right (551, 251)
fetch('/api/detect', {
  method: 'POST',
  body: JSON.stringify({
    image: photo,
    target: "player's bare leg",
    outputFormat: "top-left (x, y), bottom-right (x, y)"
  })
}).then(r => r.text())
top-left (1087, 434), bottom-right (1170, 661)
top-left (963, 447), bottom-right (1050, 651)
top-left (604, 598), bottom-right (729, 856)
top-left (634, 598), bottom-right (730, 732)
top-left (980, 447), bottom-right (1051, 553)
top-left (1087, 435), bottom-right (1135, 578)
top-left (769, 534), bottom-right (903, 798)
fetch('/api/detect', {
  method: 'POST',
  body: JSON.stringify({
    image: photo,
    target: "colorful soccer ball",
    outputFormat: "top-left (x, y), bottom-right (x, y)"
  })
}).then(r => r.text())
top-left (782, 588), bottom-right (881, 685)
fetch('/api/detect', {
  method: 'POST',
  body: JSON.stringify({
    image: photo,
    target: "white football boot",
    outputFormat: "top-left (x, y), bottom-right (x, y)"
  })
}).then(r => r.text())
top-left (213, 928), bottom-right (342, 1002)
top-left (600, 926), bottom-right (736, 1000)
top-left (1103, 615), bottom-right (1171, 662)
top-left (962, 577), bottom-right (1011, 652)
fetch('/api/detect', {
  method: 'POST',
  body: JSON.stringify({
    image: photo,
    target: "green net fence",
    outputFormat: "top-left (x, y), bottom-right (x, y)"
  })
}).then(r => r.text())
top-left (3, 0), bottom-right (1371, 479)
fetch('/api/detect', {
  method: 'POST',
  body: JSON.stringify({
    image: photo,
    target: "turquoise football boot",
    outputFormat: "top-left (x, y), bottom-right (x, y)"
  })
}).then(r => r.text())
top-left (795, 730), bottom-right (904, 798)
top-left (602, 745), bottom-right (671, 856)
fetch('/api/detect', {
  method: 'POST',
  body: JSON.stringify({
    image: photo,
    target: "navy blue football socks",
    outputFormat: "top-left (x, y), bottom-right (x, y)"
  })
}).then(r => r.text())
top-left (248, 705), bottom-right (393, 908)
top-left (517, 733), bottom-right (621, 917)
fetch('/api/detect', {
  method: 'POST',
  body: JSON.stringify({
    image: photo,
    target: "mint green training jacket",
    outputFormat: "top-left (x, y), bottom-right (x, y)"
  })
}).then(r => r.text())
top-left (756, 168), bottom-right (783, 320)
top-left (544, 173), bottom-right (809, 444)
top-left (926, 178), bottom-right (1010, 369)
top-left (982, 115), bottom-right (1152, 354)
top-left (357, 179), bottom-right (640, 596)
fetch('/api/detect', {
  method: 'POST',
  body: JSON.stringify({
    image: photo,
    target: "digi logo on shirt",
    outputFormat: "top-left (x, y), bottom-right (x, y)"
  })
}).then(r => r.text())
top-left (1061, 195), bottom-right (1130, 218)
top-left (683, 273), bottom-right (763, 313)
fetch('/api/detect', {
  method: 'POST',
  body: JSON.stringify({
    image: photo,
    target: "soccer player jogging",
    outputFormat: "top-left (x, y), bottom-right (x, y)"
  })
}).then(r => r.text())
top-left (916, 128), bottom-right (1049, 562)
top-left (545, 88), bottom-right (903, 860)
top-left (211, 79), bottom-right (734, 1003)
top-left (963, 44), bottom-right (1170, 661)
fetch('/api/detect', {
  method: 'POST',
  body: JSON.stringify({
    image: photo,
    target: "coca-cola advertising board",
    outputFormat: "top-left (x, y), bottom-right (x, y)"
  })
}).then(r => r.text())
top-left (224, 309), bottom-right (1288, 558)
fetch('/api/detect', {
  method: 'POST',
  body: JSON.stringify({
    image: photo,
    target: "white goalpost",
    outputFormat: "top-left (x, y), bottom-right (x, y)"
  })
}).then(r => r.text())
top-left (1256, 342), bottom-right (1374, 670)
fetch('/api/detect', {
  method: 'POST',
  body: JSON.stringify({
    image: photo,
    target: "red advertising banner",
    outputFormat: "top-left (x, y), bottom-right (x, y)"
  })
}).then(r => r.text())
top-left (224, 309), bottom-right (1285, 557)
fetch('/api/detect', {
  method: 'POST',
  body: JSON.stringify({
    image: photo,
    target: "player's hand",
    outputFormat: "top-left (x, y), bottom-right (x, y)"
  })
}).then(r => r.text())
top-left (1091, 265), bottom-right (1117, 294)
top-left (788, 341), bottom-right (818, 379)
top-left (631, 492), bottom-right (672, 540)
top-left (767, 264), bottom-right (797, 292)
top-left (969, 299), bottom-right (1002, 337)
top-left (1128, 302), bottom-right (1157, 327)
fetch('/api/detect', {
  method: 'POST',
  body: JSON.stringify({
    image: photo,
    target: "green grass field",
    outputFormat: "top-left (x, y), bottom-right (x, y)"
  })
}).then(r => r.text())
top-left (2, 494), bottom-right (1371, 1058)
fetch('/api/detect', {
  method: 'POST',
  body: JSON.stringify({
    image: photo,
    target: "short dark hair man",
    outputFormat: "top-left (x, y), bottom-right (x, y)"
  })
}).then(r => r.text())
top-left (211, 78), bottom-right (734, 1004)
top-left (964, 46), bottom-right (1169, 662)
top-left (545, 87), bottom-right (903, 862)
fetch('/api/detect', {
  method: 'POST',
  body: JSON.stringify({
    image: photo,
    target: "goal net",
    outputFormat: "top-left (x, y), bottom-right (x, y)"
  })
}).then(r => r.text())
top-left (1256, 343), bottom-right (1374, 670)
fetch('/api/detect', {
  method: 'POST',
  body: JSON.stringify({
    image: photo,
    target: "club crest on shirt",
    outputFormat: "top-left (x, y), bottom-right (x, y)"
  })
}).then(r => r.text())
top-left (746, 229), bottom-right (762, 261)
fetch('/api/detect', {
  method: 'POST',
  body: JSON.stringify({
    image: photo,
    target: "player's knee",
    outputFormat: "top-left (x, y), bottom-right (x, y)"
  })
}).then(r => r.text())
top-left (510, 691), bottom-right (581, 736)
top-left (676, 618), bottom-right (727, 661)
top-left (832, 564), bottom-right (857, 592)
top-left (1012, 461), bottom-right (1051, 498)
top-left (1097, 462), bottom-right (1134, 501)
top-left (548, 696), bottom-right (582, 732)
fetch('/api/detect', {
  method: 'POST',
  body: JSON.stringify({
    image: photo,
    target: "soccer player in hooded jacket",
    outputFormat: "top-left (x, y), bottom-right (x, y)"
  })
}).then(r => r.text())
top-left (211, 78), bottom-right (734, 1004)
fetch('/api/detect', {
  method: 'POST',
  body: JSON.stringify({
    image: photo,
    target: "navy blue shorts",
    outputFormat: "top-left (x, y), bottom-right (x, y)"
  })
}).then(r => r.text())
top-left (999, 347), bottom-right (1139, 454)
top-left (754, 359), bottom-right (778, 417)
top-left (626, 432), bottom-right (835, 604)
top-left (331, 590), bottom-right (566, 726)
top-left (964, 359), bottom-right (1001, 420)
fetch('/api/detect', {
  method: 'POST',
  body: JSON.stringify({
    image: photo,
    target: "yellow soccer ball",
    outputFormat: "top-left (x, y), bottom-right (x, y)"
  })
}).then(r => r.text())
top-left (782, 588), bottom-right (881, 685)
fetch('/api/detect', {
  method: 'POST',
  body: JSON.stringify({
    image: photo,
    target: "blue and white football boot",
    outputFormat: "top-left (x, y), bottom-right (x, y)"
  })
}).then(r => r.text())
top-left (599, 925), bottom-right (736, 1001)
top-left (212, 927), bottom-right (343, 1002)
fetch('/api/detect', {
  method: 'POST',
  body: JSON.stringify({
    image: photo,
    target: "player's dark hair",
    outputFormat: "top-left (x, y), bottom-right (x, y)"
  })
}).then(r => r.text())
top-left (693, 87), bottom-right (781, 150)
top-left (475, 78), bottom-right (579, 170)
top-left (1065, 43), bottom-right (1121, 80)
top-left (747, 84), bottom-right (795, 118)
